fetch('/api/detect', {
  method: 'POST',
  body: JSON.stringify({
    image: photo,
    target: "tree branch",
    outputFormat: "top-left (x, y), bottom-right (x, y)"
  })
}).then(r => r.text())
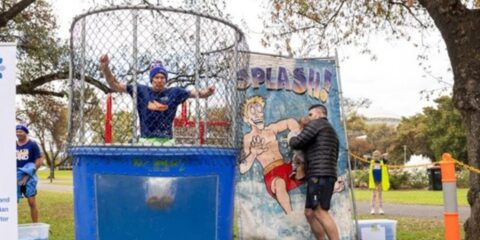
top-left (18, 89), bottom-right (65, 97)
top-left (0, 0), bottom-right (36, 28)
top-left (388, 0), bottom-right (428, 28)
top-left (325, 0), bottom-right (347, 27)
top-left (281, 0), bottom-right (345, 38)
top-left (16, 71), bottom-right (113, 97)
top-left (278, 25), bottom-right (316, 37)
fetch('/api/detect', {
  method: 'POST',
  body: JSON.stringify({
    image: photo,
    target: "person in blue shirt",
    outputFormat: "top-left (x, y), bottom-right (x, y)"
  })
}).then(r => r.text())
top-left (16, 124), bottom-right (43, 223)
top-left (100, 54), bottom-right (215, 144)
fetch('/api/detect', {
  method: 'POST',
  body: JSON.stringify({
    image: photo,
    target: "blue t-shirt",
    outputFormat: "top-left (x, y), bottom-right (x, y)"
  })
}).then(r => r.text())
top-left (127, 84), bottom-right (190, 138)
top-left (16, 139), bottom-right (41, 168)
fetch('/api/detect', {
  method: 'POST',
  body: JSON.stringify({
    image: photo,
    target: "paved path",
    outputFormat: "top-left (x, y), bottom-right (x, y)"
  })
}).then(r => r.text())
top-left (355, 201), bottom-right (470, 222)
top-left (37, 180), bottom-right (73, 193)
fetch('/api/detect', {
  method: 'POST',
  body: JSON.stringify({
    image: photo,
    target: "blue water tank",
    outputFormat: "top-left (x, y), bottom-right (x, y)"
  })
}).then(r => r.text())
top-left (69, 146), bottom-right (237, 240)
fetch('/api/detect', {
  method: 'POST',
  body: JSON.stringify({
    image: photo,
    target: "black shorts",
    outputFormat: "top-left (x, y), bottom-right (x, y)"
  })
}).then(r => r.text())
top-left (305, 176), bottom-right (336, 210)
top-left (20, 185), bottom-right (37, 198)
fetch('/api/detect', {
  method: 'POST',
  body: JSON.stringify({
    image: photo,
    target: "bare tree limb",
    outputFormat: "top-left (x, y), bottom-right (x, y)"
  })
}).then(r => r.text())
top-left (388, 0), bottom-right (428, 28)
top-left (0, 0), bottom-right (36, 28)
top-left (17, 89), bottom-right (65, 97)
top-left (278, 25), bottom-right (316, 37)
top-left (16, 71), bottom-right (113, 97)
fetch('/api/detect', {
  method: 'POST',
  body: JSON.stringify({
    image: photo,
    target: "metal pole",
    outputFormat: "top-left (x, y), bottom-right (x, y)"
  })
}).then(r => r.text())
top-left (132, 10), bottom-right (139, 143)
top-left (194, 14), bottom-right (201, 145)
top-left (79, 18), bottom-right (86, 144)
top-left (232, 33), bottom-right (240, 148)
top-left (335, 49), bottom-right (360, 240)
top-left (403, 145), bottom-right (407, 165)
top-left (67, 25), bottom-right (75, 146)
top-left (203, 62), bottom-right (210, 145)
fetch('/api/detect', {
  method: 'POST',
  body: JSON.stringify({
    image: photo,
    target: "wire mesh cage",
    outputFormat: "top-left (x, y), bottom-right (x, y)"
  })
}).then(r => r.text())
top-left (68, 5), bottom-right (249, 148)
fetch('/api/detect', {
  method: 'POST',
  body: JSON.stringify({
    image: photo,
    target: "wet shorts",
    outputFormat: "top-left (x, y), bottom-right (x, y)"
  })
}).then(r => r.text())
top-left (19, 184), bottom-right (37, 199)
top-left (305, 176), bottom-right (336, 210)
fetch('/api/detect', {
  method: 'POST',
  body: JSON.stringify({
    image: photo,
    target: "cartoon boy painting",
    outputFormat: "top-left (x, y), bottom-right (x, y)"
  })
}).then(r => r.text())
top-left (239, 96), bottom-right (304, 214)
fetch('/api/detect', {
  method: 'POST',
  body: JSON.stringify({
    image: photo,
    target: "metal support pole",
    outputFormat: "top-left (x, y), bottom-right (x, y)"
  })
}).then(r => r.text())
top-left (67, 26), bottom-right (75, 146)
top-left (441, 153), bottom-right (460, 240)
top-left (132, 10), bottom-right (139, 143)
top-left (202, 62), bottom-right (210, 145)
top-left (194, 15), bottom-right (201, 145)
top-left (335, 49), bottom-right (360, 240)
top-left (79, 18), bottom-right (86, 144)
top-left (231, 33), bottom-right (240, 148)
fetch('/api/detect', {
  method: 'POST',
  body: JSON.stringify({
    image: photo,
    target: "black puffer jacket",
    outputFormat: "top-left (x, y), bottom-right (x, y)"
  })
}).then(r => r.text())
top-left (289, 117), bottom-right (339, 177)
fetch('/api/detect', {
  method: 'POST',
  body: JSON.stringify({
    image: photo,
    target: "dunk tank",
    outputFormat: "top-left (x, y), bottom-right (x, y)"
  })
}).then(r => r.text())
top-left (67, 5), bottom-right (249, 240)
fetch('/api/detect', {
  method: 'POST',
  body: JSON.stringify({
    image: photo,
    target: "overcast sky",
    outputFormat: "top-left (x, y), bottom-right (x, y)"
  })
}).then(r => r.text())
top-left (49, 0), bottom-right (453, 118)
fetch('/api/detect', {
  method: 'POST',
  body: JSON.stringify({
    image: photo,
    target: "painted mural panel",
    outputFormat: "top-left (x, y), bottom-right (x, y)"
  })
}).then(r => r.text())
top-left (235, 53), bottom-right (354, 239)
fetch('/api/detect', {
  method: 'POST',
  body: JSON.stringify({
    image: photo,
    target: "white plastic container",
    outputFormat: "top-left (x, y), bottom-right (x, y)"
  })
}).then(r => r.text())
top-left (357, 219), bottom-right (397, 240)
top-left (18, 223), bottom-right (50, 240)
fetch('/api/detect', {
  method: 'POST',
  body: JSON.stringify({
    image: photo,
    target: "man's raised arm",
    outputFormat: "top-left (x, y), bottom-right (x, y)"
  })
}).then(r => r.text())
top-left (100, 54), bottom-right (127, 92)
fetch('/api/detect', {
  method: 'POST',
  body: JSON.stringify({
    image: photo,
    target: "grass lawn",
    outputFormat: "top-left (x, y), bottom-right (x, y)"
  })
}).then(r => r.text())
top-left (18, 190), bottom-right (74, 240)
top-left (359, 214), bottom-right (465, 240)
top-left (37, 170), bottom-right (73, 186)
top-left (18, 190), bottom-right (467, 240)
top-left (354, 188), bottom-right (469, 207)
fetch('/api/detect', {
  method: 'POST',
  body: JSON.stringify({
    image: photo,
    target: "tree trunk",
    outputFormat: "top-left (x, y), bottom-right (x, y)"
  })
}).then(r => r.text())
top-left (419, 1), bottom-right (480, 239)
top-left (462, 110), bottom-right (480, 239)
top-left (49, 158), bottom-right (55, 183)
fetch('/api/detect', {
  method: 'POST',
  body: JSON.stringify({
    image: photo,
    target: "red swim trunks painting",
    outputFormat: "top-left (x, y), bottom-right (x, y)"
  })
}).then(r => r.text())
top-left (239, 96), bottom-right (304, 214)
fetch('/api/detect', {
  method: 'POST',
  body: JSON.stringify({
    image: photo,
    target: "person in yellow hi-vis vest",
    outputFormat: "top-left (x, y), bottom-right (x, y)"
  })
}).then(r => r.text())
top-left (368, 150), bottom-right (390, 215)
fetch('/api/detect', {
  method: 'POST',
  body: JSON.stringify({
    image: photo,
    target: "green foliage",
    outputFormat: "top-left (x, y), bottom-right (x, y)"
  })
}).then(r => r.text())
top-left (423, 96), bottom-right (467, 163)
top-left (17, 96), bottom-right (69, 167)
top-left (406, 169), bottom-right (429, 189)
top-left (112, 110), bottom-right (134, 143)
top-left (1, 0), bottom-right (68, 83)
top-left (364, 123), bottom-right (396, 153)
top-left (387, 96), bottom-right (466, 164)
top-left (352, 167), bottom-right (469, 190)
top-left (351, 169), bottom-right (369, 188)
top-left (346, 96), bottom-right (467, 171)
top-left (388, 170), bottom-right (410, 190)
top-left (389, 113), bottom-right (433, 162)
top-left (457, 170), bottom-right (470, 188)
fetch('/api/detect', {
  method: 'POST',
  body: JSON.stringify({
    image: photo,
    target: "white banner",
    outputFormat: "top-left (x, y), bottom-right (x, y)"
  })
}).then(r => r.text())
top-left (0, 42), bottom-right (18, 240)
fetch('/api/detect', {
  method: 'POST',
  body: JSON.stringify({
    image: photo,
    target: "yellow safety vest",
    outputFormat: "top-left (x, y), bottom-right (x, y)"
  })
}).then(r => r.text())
top-left (368, 159), bottom-right (390, 191)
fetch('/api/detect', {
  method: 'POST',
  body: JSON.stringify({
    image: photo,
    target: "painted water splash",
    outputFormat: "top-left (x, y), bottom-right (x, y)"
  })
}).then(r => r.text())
top-left (236, 162), bottom-right (354, 240)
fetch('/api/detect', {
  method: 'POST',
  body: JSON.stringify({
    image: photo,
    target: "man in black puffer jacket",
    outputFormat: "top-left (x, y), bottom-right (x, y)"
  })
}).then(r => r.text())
top-left (289, 104), bottom-right (339, 240)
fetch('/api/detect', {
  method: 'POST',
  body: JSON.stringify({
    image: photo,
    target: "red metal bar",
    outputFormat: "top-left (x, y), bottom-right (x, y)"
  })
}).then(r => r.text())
top-left (199, 121), bottom-right (205, 144)
top-left (104, 94), bottom-right (112, 144)
top-left (173, 101), bottom-right (231, 143)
